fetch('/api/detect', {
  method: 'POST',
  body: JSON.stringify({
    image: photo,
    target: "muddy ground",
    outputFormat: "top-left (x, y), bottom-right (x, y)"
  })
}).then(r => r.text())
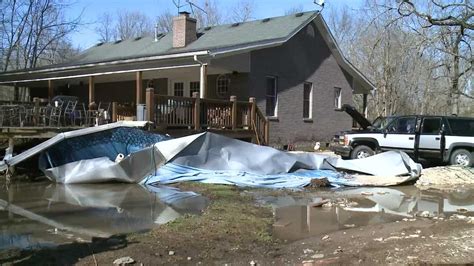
top-left (1, 181), bottom-right (473, 265)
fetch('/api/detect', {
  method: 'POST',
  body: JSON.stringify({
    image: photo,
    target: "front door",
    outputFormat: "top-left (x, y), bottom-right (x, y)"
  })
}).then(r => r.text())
top-left (419, 117), bottom-right (443, 159)
top-left (171, 80), bottom-right (200, 97)
top-left (379, 116), bottom-right (417, 153)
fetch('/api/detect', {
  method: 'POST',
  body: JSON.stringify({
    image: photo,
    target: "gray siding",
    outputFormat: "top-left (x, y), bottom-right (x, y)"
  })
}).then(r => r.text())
top-left (249, 21), bottom-right (354, 146)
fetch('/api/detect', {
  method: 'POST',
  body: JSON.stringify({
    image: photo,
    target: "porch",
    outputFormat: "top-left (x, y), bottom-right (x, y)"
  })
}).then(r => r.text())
top-left (0, 92), bottom-right (269, 145)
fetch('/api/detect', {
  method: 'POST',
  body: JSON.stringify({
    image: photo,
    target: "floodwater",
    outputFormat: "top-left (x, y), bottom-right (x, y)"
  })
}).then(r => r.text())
top-left (257, 186), bottom-right (474, 242)
top-left (0, 181), bottom-right (208, 250)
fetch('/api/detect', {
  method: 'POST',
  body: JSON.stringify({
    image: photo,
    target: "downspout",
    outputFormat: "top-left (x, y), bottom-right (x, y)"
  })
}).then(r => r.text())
top-left (193, 55), bottom-right (208, 99)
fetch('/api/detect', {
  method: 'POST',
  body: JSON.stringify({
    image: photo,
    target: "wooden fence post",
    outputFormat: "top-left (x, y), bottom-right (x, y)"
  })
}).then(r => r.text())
top-left (230, 95), bottom-right (237, 130)
top-left (112, 102), bottom-right (117, 122)
top-left (249, 97), bottom-right (256, 130)
top-left (146, 88), bottom-right (154, 123)
top-left (193, 92), bottom-right (201, 130)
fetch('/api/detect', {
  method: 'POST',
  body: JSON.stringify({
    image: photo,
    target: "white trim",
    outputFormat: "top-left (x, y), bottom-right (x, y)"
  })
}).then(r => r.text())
top-left (170, 79), bottom-right (201, 97)
top-left (334, 87), bottom-right (342, 109)
top-left (0, 64), bottom-right (201, 84)
top-left (303, 82), bottom-right (313, 119)
top-left (1, 51), bottom-right (210, 76)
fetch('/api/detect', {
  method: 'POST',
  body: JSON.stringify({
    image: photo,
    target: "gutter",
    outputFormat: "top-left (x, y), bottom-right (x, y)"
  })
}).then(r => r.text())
top-left (0, 50), bottom-right (210, 77)
top-left (0, 64), bottom-right (201, 84)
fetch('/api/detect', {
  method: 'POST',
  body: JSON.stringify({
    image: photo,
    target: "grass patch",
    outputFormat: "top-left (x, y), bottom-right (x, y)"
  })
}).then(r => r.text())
top-left (149, 183), bottom-right (277, 259)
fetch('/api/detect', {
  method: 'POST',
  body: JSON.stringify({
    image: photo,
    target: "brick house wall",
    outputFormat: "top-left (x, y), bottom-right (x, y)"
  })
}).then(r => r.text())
top-left (249, 20), bottom-right (354, 147)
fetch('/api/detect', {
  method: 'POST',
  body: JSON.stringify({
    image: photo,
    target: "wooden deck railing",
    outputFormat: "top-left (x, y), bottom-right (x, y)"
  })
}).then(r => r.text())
top-left (145, 89), bottom-right (269, 145)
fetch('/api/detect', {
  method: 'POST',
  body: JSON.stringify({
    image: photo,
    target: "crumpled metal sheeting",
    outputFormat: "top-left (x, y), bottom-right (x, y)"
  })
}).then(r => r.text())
top-left (323, 151), bottom-right (422, 178)
top-left (44, 146), bottom-right (166, 184)
top-left (167, 132), bottom-right (329, 175)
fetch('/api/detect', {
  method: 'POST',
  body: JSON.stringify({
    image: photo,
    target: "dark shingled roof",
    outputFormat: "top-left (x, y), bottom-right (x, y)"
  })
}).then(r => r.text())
top-left (65, 11), bottom-right (317, 66)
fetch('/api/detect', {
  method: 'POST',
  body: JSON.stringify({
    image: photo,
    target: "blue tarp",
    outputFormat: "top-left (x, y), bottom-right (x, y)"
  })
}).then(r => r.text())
top-left (142, 163), bottom-right (346, 189)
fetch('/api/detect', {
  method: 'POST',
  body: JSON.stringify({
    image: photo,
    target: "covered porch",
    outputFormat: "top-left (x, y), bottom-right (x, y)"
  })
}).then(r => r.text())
top-left (0, 52), bottom-right (269, 144)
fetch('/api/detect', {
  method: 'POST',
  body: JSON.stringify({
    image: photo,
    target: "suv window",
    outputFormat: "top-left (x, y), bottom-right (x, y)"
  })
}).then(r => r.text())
top-left (387, 117), bottom-right (416, 134)
top-left (422, 118), bottom-right (442, 134)
top-left (447, 118), bottom-right (474, 136)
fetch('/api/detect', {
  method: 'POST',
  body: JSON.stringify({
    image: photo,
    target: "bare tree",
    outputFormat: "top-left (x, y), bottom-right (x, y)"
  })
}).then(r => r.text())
top-left (392, 0), bottom-right (473, 114)
top-left (193, 0), bottom-right (222, 27)
top-left (284, 5), bottom-right (304, 15)
top-left (96, 12), bottom-right (115, 42)
top-left (156, 10), bottom-right (174, 33)
top-left (1, 0), bottom-right (81, 71)
top-left (231, 0), bottom-right (255, 22)
top-left (115, 10), bottom-right (153, 40)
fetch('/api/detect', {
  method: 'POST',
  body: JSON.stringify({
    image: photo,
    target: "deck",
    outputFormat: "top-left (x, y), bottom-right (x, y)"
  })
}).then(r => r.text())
top-left (0, 93), bottom-right (269, 145)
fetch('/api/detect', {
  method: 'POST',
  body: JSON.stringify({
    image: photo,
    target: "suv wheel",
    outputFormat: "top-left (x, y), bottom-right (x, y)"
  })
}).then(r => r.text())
top-left (351, 145), bottom-right (375, 159)
top-left (450, 149), bottom-right (472, 167)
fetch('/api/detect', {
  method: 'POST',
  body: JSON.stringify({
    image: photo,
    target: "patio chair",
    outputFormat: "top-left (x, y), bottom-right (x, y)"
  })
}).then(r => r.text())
top-left (49, 101), bottom-right (64, 127)
top-left (63, 100), bottom-right (78, 126)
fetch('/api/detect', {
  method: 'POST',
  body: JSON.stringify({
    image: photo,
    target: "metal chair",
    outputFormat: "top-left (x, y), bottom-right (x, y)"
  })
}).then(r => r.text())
top-left (63, 100), bottom-right (78, 126)
top-left (49, 101), bottom-right (64, 127)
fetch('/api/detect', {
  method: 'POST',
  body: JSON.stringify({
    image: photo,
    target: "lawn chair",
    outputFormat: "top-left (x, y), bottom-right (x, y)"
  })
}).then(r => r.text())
top-left (49, 101), bottom-right (64, 127)
top-left (63, 100), bottom-right (78, 126)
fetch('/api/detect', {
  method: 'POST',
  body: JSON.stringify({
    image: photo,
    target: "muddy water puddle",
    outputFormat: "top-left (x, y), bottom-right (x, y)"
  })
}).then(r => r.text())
top-left (258, 186), bottom-right (474, 242)
top-left (0, 181), bottom-right (208, 250)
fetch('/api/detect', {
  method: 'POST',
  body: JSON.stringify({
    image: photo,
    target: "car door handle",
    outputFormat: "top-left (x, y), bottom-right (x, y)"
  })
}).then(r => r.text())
top-left (409, 137), bottom-right (414, 140)
top-left (435, 137), bottom-right (440, 140)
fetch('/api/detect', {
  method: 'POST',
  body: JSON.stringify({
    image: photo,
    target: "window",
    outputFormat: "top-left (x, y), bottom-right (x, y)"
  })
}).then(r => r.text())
top-left (190, 81), bottom-right (200, 96)
top-left (387, 117), bottom-right (417, 134)
top-left (303, 82), bottom-right (312, 119)
top-left (422, 118), bottom-right (442, 134)
top-left (216, 75), bottom-right (230, 97)
top-left (266, 76), bottom-right (278, 117)
top-left (174, 82), bottom-right (184, 97)
top-left (447, 118), bottom-right (474, 136)
top-left (334, 87), bottom-right (342, 109)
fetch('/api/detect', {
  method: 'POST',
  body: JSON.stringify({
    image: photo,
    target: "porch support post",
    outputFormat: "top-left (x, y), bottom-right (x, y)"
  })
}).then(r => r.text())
top-left (362, 93), bottom-right (368, 118)
top-left (230, 95), bottom-right (237, 130)
top-left (199, 64), bottom-right (207, 99)
top-left (48, 80), bottom-right (54, 101)
top-left (249, 97), bottom-right (256, 131)
top-left (193, 92), bottom-right (201, 130)
top-left (112, 102), bottom-right (118, 122)
top-left (88, 76), bottom-right (95, 104)
top-left (136, 71), bottom-right (143, 104)
top-left (146, 88), bottom-right (154, 122)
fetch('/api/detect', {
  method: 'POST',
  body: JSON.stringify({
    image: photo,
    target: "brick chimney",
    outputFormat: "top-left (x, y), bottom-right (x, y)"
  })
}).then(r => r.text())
top-left (173, 12), bottom-right (197, 48)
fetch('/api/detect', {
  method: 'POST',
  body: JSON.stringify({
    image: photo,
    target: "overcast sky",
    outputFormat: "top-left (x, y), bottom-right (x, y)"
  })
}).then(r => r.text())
top-left (67, 0), bottom-right (364, 49)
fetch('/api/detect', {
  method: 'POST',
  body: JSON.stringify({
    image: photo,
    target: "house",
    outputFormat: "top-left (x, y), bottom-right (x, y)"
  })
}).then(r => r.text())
top-left (0, 11), bottom-right (375, 147)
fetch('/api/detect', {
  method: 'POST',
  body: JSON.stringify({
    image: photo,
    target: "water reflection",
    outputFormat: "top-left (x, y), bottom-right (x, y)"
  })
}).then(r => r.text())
top-left (263, 186), bottom-right (474, 242)
top-left (0, 181), bottom-right (208, 250)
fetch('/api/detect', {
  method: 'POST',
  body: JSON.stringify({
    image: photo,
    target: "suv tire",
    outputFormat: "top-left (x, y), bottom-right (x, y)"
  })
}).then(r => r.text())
top-left (450, 149), bottom-right (472, 167)
top-left (351, 145), bottom-right (375, 159)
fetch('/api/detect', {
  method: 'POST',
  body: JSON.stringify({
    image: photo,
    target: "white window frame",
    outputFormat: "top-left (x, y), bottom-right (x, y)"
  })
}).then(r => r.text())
top-left (303, 82), bottom-right (313, 119)
top-left (170, 80), bottom-right (200, 97)
top-left (265, 76), bottom-right (278, 117)
top-left (216, 74), bottom-right (231, 98)
top-left (334, 87), bottom-right (342, 109)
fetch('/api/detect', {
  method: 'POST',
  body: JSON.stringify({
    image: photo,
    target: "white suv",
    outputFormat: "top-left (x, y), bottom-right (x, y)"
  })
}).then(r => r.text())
top-left (330, 105), bottom-right (474, 167)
